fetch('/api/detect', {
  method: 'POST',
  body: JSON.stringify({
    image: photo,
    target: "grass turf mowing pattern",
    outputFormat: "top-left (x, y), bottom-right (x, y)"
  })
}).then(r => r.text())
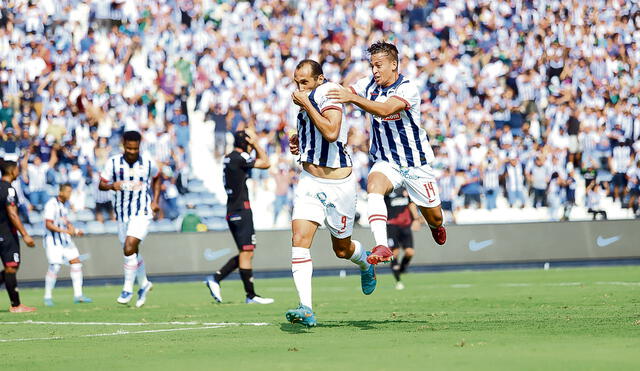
top-left (0, 266), bottom-right (638, 370)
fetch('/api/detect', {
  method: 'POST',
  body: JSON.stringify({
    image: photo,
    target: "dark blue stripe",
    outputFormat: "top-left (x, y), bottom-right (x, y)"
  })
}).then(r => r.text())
top-left (126, 160), bottom-right (134, 219)
top-left (371, 119), bottom-right (388, 162)
top-left (111, 158), bottom-right (118, 221)
top-left (364, 77), bottom-right (375, 98)
top-left (381, 119), bottom-right (401, 165)
top-left (297, 112), bottom-right (307, 157)
top-left (144, 159), bottom-right (150, 215)
top-left (336, 142), bottom-right (348, 168)
top-left (135, 159), bottom-right (143, 216)
top-left (406, 110), bottom-right (427, 165)
top-left (306, 119), bottom-right (316, 163)
top-left (119, 157), bottom-right (125, 220)
top-left (394, 119), bottom-right (414, 167)
top-left (382, 74), bottom-right (407, 94)
top-left (319, 138), bottom-right (329, 167)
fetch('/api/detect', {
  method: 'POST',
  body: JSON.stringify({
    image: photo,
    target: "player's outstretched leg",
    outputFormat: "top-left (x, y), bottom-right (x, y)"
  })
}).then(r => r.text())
top-left (117, 253), bottom-right (137, 304)
top-left (335, 238), bottom-right (376, 295)
top-left (239, 251), bottom-right (273, 304)
top-left (70, 261), bottom-right (92, 304)
top-left (135, 254), bottom-right (152, 307)
top-left (285, 304), bottom-right (316, 328)
top-left (43, 264), bottom-right (60, 306)
top-left (421, 206), bottom-right (446, 245)
top-left (366, 193), bottom-right (393, 264)
top-left (205, 255), bottom-right (239, 303)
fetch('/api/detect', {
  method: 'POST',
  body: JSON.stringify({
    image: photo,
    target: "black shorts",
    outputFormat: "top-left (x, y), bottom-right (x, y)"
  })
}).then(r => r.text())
top-left (387, 224), bottom-right (413, 249)
top-left (95, 201), bottom-right (113, 215)
top-left (0, 233), bottom-right (20, 267)
top-left (441, 200), bottom-right (453, 211)
top-left (226, 209), bottom-right (256, 251)
top-left (612, 173), bottom-right (627, 188)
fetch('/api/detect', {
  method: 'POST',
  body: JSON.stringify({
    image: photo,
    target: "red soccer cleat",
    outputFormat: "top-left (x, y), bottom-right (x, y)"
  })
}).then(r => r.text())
top-left (9, 304), bottom-right (37, 313)
top-left (366, 245), bottom-right (393, 265)
top-left (430, 225), bottom-right (447, 245)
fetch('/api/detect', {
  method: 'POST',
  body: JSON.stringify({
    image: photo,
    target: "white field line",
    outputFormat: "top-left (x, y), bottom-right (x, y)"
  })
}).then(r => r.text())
top-left (0, 322), bottom-right (270, 343)
top-left (595, 281), bottom-right (640, 286)
top-left (0, 320), bottom-right (269, 326)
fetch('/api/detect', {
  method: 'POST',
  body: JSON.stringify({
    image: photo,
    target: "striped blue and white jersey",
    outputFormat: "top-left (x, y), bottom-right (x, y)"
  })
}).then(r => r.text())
top-left (297, 82), bottom-right (352, 168)
top-left (101, 154), bottom-right (159, 222)
top-left (43, 197), bottom-right (71, 248)
top-left (350, 74), bottom-right (434, 168)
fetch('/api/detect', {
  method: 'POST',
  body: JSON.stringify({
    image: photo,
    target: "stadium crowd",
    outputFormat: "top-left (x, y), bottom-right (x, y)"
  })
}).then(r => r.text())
top-left (1, 0), bottom-right (640, 232)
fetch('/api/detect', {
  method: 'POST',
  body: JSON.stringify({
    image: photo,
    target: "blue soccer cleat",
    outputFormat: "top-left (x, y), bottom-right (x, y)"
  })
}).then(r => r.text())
top-left (44, 298), bottom-right (54, 307)
top-left (135, 282), bottom-right (153, 308)
top-left (361, 252), bottom-right (377, 295)
top-left (116, 291), bottom-right (133, 305)
top-left (74, 296), bottom-right (93, 304)
top-left (285, 304), bottom-right (317, 327)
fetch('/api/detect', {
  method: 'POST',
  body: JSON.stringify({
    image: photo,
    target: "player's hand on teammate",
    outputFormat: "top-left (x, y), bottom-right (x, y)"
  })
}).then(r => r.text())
top-left (292, 90), bottom-right (309, 108)
top-left (112, 181), bottom-right (123, 191)
top-left (289, 133), bottom-right (300, 155)
top-left (151, 200), bottom-right (160, 214)
top-left (326, 85), bottom-right (353, 103)
top-left (23, 234), bottom-right (35, 247)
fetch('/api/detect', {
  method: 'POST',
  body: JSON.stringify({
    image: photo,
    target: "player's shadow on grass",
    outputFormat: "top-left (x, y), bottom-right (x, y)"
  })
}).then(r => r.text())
top-left (280, 319), bottom-right (428, 333)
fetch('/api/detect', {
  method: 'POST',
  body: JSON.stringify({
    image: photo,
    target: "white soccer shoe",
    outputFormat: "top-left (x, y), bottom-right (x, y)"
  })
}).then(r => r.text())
top-left (245, 296), bottom-right (274, 304)
top-left (117, 291), bottom-right (133, 304)
top-left (205, 276), bottom-right (223, 303)
top-left (395, 281), bottom-right (405, 290)
top-left (135, 282), bottom-right (153, 308)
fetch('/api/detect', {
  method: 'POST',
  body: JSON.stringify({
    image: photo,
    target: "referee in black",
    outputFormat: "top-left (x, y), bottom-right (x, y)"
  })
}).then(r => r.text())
top-left (0, 159), bottom-right (36, 312)
top-left (385, 186), bottom-right (422, 290)
top-left (205, 129), bottom-right (274, 304)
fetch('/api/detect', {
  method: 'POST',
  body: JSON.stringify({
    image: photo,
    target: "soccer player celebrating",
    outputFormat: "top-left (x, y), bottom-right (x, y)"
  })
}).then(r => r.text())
top-left (0, 159), bottom-right (36, 312)
top-left (385, 187), bottom-right (421, 290)
top-left (327, 41), bottom-right (446, 264)
top-left (42, 183), bottom-right (92, 306)
top-left (99, 131), bottom-right (161, 308)
top-left (284, 60), bottom-right (374, 328)
top-left (205, 129), bottom-right (274, 304)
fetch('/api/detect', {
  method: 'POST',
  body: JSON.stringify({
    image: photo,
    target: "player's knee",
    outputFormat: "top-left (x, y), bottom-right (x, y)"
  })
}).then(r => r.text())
top-left (332, 245), bottom-right (350, 259)
top-left (4, 265), bottom-right (18, 273)
top-left (405, 248), bottom-right (415, 257)
top-left (291, 232), bottom-right (311, 248)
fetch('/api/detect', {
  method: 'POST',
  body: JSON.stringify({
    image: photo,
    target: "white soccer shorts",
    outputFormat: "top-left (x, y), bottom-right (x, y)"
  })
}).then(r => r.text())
top-left (292, 169), bottom-right (356, 239)
top-left (44, 239), bottom-right (80, 265)
top-left (370, 161), bottom-right (441, 208)
top-left (117, 216), bottom-right (151, 245)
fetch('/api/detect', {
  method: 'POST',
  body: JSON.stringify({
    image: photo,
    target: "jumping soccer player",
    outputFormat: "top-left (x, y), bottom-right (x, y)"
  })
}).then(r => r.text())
top-left (205, 129), bottom-right (274, 304)
top-left (327, 41), bottom-right (446, 264)
top-left (99, 131), bottom-right (161, 308)
top-left (0, 159), bottom-right (36, 312)
top-left (284, 59), bottom-right (374, 328)
top-left (385, 186), bottom-right (421, 290)
top-left (42, 183), bottom-right (92, 306)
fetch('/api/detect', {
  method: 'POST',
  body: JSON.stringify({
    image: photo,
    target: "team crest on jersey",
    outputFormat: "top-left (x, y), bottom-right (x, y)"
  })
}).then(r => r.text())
top-left (382, 113), bottom-right (401, 121)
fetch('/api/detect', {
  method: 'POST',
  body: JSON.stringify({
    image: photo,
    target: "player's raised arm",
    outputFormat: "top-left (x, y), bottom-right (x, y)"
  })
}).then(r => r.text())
top-left (292, 90), bottom-right (342, 142)
top-left (245, 129), bottom-right (270, 169)
top-left (327, 85), bottom-right (406, 118)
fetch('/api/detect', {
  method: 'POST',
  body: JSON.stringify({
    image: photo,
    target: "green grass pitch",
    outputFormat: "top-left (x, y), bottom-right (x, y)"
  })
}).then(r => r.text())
top-left (1, 266), bottom-right (638, 370)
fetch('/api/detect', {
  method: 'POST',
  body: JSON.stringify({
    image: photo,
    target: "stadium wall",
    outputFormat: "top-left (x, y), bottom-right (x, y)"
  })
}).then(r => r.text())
top-left (19, 220), bottom-right (640, 281)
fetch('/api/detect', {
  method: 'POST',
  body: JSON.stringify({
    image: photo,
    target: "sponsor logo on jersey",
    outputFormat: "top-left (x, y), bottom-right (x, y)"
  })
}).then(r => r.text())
top-left (381, 113), bottom-right (401, 121)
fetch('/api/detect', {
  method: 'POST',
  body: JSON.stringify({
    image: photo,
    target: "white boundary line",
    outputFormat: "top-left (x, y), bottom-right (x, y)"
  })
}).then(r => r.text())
top-left (0, 320), bottom-right (270, 326)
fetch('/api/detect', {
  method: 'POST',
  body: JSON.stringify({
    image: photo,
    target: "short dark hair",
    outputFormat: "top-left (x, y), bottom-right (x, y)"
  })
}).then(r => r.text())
top-left (367, 41), bottom-right (399, 63)
top-left (59, 182), bottom-right (72, 191)
top-left (123, 131), bottom-right (142, 142)
top-left (233, 130), bottom-right (249, 150)
top-left (0, 159), bottom-right (17, 174)
top-left (295, 59), bottom-right (323, 78)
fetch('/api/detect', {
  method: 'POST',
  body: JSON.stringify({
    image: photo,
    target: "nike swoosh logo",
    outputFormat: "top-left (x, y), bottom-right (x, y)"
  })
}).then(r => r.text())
top-left (204, 248), bottom-right (232, 262)
top-left (468, 239), bottom-right (493, 252)
top-left (596, 235), bottom-right (620, 247)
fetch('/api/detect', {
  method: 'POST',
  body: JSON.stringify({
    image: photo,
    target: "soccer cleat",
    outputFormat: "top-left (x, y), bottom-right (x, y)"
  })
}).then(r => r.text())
top-left (246, 296), bottom-right (274, 304)
top-left (205, 276), bottom-right (223, 303)
top-left (117, 291), bottom-right (133, 304)
top-left (9, 304), bottom-right (37, 313)
top-left (285, 305), bottom-right (316, 327)
top-left (360, 252), bottom-right (377, 295)
top-left (74, 296), bottom-right (93, 304)
top-left (395, 281), bottom-right (405, 290)
top-left (135, 282), bottom-right (153, 308)
top-left (366, 245), bottom-right (393, 265)
top-left (430, 225), bottom-right (447, 245)
top-left (44, 298), bottom-right (54, 307)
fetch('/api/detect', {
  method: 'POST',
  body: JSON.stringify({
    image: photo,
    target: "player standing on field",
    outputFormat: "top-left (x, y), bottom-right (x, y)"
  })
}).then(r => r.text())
top-left (385, 186), bottom-right (421, 290)
top-left (285, 60), bottom-right (375, 328)
top-left (205, 129), bottom-right (274, 304)
top-left (0, 160), bottom-right (36, 312)
top-left (327, 41), bottom-right (446, 264)
top-left (42, 183), bottom-right (92, 306)
top-left (99, 131), bottom-right (161, 308)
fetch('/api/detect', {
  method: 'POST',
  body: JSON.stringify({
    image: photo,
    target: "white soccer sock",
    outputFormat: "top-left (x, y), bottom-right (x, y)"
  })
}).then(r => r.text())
top-left (349, 240), bottom-right (370, 271)
top-left (70, 263), bottom-right (83, 298)
top-left (44, 264), bottom-right (61, 299)
top-left (136, 253), bottom-right (149, 288)
top-left (367, 193), bottom-right (388, 246)
top-left (291, 247), bottom-right (313, 309)
top-left (123, 254), bottom-right (138, 293)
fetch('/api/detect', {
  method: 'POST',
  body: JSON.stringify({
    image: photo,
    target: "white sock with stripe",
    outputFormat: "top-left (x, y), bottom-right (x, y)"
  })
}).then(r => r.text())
top-left (70, 263), bottom-right (83, 298)
top-left (123, 254), bottom-right (138, 293)
top-left (136, 253), bottom-right (149, 288)
top-left (367, 193), bottom-right (388, 246)
top-left (349, 240), bottom-right (370, 271)
top-left (44, 264), bottom-right (61, 299)
top-left (291, 247), bottom-right (312, 309)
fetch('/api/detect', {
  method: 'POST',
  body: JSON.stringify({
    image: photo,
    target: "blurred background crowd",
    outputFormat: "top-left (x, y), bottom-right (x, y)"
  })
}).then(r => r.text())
top-left (1, 0), bottom-right (639, 234)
